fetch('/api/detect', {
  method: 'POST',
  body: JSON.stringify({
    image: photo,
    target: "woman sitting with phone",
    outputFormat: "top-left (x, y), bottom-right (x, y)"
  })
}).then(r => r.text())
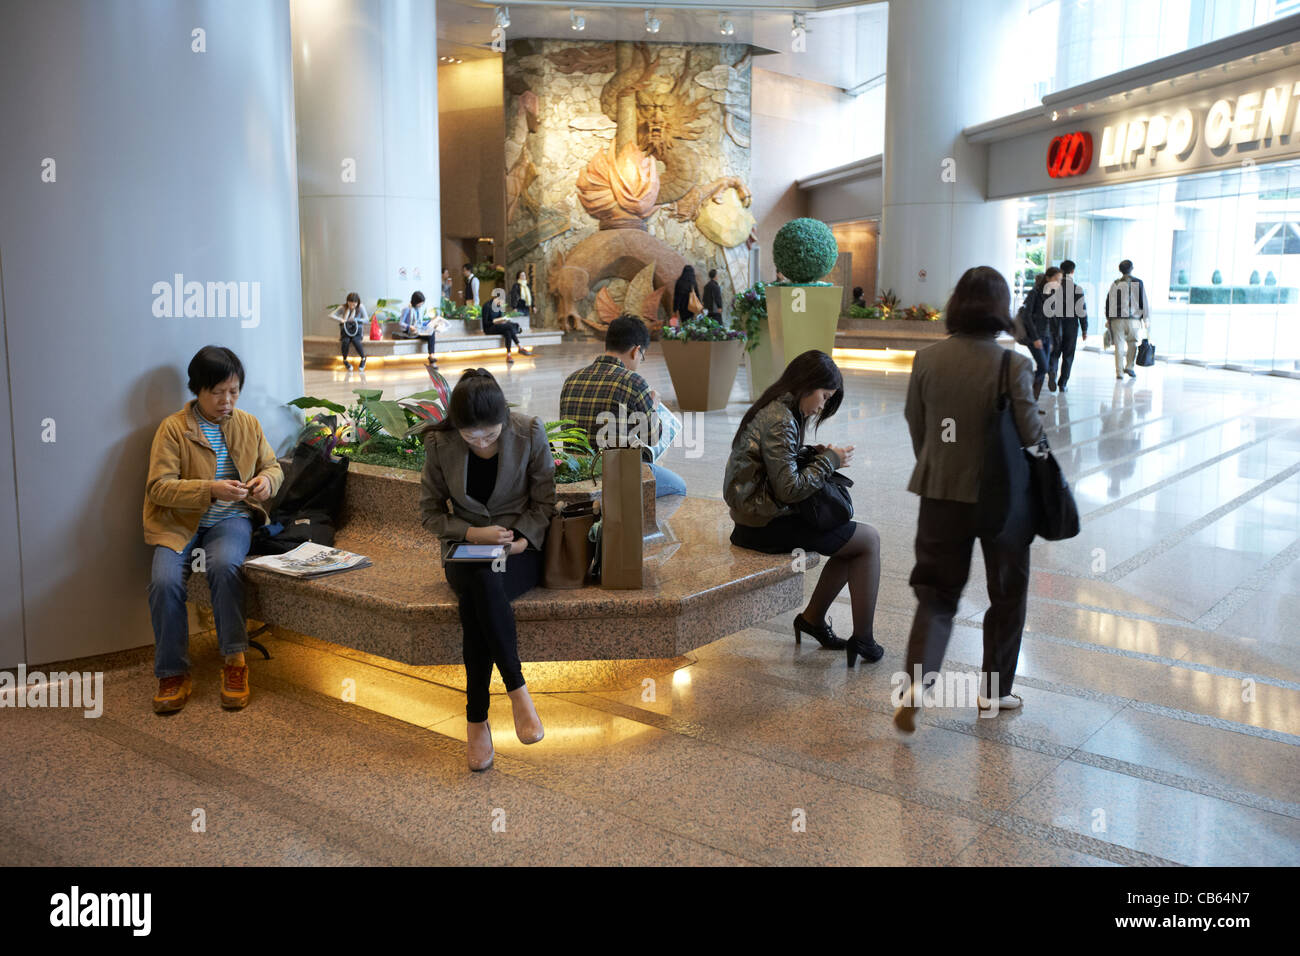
top-left (419, 369), bottom-right (557, 771)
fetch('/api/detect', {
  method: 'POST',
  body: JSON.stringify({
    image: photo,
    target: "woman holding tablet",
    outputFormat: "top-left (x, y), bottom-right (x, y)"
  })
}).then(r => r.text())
top-left (419, 369), bottom-right (557, 771)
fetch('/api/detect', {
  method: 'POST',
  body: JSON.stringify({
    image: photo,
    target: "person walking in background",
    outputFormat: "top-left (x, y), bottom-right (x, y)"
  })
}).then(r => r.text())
top-left (1049, 259), bottom-right (1088, 392)
top-left (702, 268), bottom-right (724, 322)
top-left (1106, 259), bottom-right (1148, 381)
top-left (508, 270), bottom-right (533, 321)
top-left (895, 267), bottom-right (1045, 732)
top-left (331, 292), bottom-right (367, 371)
top-left (560, 314), bottom-right (687, 498)
top-left (1021, 268), bottom-right (1057, 407)
top-left (144, 346), bottom-right (283, 715)
top-left (672, 265), bottom-right (701, 326)
top-left (462, 263), bottom-right (480, 307)
top-left (394, 291), bottom-right (436, 367)
top-left (420, 369), bottom-right (556, 772)
top-left (725, 350), bottom-right (884, 667)
top-left (441, 268), bottom-right (453, 303)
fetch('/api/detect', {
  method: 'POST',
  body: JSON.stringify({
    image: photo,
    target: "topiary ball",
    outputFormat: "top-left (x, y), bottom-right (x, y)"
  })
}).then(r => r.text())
top-left (773, 218), bottom-right (839, 284)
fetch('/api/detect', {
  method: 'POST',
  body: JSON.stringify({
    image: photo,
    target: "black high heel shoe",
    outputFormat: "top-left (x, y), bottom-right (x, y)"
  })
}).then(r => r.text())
top-left (792, 614), bottom-right (847, 649)
top-left (846, 634), bottom-right (884, 667)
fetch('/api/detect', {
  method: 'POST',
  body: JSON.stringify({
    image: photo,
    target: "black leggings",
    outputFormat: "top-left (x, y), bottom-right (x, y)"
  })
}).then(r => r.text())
top-left (494, 321), bottom-right (522, 352)
top-left (340, 332), bottom-right (365, 361)
top-left (443, 548), bottom-right (541, 722)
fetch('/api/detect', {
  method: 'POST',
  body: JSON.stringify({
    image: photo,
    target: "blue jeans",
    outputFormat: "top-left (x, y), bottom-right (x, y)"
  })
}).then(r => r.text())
top-left (1028, 337), bottom-right (1051, 387)
top-left (148, 516), bottom-right (252, 678)
top-left (649, 461), bottom-right (687, 497)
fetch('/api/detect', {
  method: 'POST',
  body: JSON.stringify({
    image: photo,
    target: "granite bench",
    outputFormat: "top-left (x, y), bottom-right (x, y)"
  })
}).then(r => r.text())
top-left (187, 461), bottom-right (816, 665)
top-left (304, 326), bottom-right (563, 369)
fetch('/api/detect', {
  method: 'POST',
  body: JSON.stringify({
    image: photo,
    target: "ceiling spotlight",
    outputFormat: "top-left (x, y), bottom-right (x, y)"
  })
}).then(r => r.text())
top-left (495, 6), bottom-right (510, 29)
top-left (792, 12), bottom-right (806, 36)
top-left (718, 14), bottom-right (734, 36)
top-left (645, 9), bottom-right (660, 33)
top-left (570, 8), bottom-right (585, 31)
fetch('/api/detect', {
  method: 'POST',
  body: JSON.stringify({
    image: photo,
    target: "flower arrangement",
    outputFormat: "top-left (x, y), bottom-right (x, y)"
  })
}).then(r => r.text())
top-left (902, 303), bottom-right (941, 322)
top-left (663, 314), bottom-right (745, 343)
top-left (772, 218), bottom-right (839, 284)
top-left (730, 280), bottom-right (767, 352)
top-left (875, 288), bottom-right (900, 316)
top-left (289, 373), bottom-right (451, 471)
top-left (546, 419), bottom-right (601, 485)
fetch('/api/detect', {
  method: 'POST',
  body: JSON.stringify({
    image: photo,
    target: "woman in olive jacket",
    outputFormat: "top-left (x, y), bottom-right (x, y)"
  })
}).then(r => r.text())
top-left (724, 350), bottom-right (884, 666)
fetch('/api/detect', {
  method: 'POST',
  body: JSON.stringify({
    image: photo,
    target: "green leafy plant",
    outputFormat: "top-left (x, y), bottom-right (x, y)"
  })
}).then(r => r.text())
top-left (730, 280), bottom-right (767, 352)
top-left (545, 419), bottom-right (602, 484)
top-left (848, 303), bottom-right (885, 320)
top-left (875, 288), bottom-right (900, 316)
top-left (772, 217), bottom-right (839, 284)
top-left (663, 314), bottom-right (745, 343)
top-left (473, 261), bottom-right (506, 281)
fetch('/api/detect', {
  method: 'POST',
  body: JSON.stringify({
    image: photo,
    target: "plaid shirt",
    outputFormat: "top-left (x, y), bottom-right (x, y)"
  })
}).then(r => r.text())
top-left (560, 355), bottom-right (655, 454)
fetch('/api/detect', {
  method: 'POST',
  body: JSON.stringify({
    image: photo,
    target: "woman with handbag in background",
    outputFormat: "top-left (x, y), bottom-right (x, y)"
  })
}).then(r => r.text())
top-left (330, 292), bottom-right (367, 371)
top-left (896, 266), bottom-right (1045, 733)
top-left (419, 369), bottom-right (557, 771)
top-left (672, 265), bottom-right (703, 326)
top-left (724, 349), bottom-right (884, 666)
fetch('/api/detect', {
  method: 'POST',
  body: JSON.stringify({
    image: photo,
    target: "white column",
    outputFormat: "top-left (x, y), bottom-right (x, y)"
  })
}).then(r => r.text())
top-left (292, 0), bottom-right (441, 336)
top-left (879, 0), bottom-right (1020, 306)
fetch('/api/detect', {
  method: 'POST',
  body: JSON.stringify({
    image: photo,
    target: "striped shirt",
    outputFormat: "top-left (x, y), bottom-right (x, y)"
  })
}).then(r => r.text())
top-left (195, 410), bottom-right (246, 528)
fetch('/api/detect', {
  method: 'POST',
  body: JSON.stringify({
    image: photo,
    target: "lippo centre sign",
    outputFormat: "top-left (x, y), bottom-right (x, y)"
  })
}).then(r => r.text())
top-left (987, 63), bottom-right (1300, 199)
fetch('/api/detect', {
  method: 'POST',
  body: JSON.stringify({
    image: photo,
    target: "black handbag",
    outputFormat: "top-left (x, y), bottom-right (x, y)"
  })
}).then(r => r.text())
top-left (1026, 438), bottom-right (1080, 541)
top-left (1137, 338), bottom-right (1156, 366)
top-left (976, 351), bottom-right (1031, 541)
top-left (793, 446), bottom-right (854, 531)
top-left (249, 442), bottom-right (350, 556)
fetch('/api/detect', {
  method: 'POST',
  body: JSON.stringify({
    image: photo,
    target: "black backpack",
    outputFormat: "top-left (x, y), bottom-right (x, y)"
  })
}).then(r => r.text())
top-left (248, 442), bottom-right (350, 556)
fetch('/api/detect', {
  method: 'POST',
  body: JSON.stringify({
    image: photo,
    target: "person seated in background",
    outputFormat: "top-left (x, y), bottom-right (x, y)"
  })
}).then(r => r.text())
top-left (393, 290), bottom-right (436, 367)
top-left (852, 286), bottom-right (866, 308)
top-left (702, 268), bottom-right (724, 322)
top-left (420, 369), bottom-right (556, 771)
top-left (481, 290), bottom-right (532, 365)
top-left (559, 314), bottom-right (686, 498)
top-left (508, 270), bottom-right (533, 320)
top-left (330, 291), bottom-right (367, 371)
top-left (143, 346), bottom-right (283, 715)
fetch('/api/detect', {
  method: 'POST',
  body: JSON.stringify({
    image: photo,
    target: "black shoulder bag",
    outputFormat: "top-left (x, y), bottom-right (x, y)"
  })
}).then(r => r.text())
top-left (793, 446), bottom-right (855, 531)
top-left (976, 350), bottom-right (1031, 542)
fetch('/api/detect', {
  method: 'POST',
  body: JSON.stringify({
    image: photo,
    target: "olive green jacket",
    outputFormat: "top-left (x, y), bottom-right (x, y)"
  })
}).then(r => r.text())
top-left (723, 393), bottom-right (841, 527)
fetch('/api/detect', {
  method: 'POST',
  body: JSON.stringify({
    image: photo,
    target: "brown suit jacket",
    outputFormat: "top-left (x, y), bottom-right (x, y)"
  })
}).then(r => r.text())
top-left (905, 333), bottom-right (1044, 503)
top-left (419, 412), bottom-right (557, 549)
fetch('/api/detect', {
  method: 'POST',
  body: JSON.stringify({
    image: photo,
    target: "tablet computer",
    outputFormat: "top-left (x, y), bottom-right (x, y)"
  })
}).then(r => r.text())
top-left (443, 542), bottom-right (505, 562)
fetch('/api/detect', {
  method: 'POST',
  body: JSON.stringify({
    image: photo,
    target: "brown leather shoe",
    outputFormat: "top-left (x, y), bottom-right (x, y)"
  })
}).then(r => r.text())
top-left (220, 664), bottom-right (250, 709)
top-left (153, 674), bottom-right (192, 714)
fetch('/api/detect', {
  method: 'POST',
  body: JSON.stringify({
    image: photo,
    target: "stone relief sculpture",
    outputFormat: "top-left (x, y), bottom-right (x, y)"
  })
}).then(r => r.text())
top-left (505, 39), bottom-right (754, 333)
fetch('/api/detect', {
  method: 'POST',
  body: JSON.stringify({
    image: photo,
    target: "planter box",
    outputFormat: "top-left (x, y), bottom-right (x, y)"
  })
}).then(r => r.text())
top-left (746, 318), bottom-right (778, 400)
top-left (765, 285), bottom-right (842, 370)
top-left (661, 338), bottom-right (744, 411)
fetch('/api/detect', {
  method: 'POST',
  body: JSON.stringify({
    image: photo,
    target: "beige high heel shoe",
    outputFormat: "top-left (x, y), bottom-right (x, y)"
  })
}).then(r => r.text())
top-left (467, 720), bottom-right (494, 771)
top-left (507, 685), bottom-right (545, 744)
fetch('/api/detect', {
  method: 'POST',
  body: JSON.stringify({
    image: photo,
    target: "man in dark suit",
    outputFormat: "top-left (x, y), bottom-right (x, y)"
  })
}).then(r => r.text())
top-left (1047, 259), bottom-right (1088, 392)
top-left (702, 268), bottom-right (724, 322)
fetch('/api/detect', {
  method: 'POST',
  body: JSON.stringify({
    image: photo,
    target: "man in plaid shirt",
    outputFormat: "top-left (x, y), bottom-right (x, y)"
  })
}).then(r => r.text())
top-left (560, 314), bottom-right (687, 497)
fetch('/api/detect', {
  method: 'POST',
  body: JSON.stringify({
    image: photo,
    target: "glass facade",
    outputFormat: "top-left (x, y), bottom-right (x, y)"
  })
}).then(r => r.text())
top-left (1015, 159), bottom-right (1300, 374)
top-left (1017, 0), bottom-right (1298, 109)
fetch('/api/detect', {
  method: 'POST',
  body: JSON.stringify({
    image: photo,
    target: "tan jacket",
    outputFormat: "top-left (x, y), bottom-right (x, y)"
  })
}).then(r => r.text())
top-left (723, 393), bottom-right (841, 527)
top-left (143, 402), bottom-right (284, 552)
top-left (905, 333), bottom-right (1044, 503)
top-left (419, 412), bottom-right (557, 549)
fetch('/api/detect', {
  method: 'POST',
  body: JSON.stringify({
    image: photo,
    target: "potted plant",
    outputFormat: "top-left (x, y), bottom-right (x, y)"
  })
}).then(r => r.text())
top-left (661, 315), bottom-right (746, 411)
top-left (473, 261), bottom-right (506, 305)
top-left (765, 218), bottom-right (842, 382)
top-left (730, 281), bottom-right (776, 401)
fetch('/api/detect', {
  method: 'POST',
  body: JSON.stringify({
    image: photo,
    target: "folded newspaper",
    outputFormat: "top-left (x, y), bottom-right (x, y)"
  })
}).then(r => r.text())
top-left (244, 542), bottom-right (372, 578)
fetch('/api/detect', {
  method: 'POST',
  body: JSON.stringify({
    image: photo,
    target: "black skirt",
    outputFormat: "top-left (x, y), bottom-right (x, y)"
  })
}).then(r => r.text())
top-left (730, 513), bottom-right (855, 556)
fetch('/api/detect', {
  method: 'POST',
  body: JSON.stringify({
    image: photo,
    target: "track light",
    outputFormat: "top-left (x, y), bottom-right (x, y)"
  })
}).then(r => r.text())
top-left (570, 8), bottom-right (585, 31)
top-left (792, 12), bottom-right (806, 36)
top-left (718, 14), bottom-right (734, 36)
top-left (645, 9), bottom-right (660, 33)
top-left (495, 6), bottom-right (510, 29)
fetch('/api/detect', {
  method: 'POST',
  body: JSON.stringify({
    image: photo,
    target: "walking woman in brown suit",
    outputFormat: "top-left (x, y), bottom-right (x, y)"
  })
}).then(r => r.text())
top-left (896, 267), bottom-right (1045, 731)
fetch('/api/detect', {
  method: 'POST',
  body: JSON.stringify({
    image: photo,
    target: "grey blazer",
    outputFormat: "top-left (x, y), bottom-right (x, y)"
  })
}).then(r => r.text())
top-left (419, 412), bottom-right (557, 549)
top-left (905, 333), bottom-right (1045, 503)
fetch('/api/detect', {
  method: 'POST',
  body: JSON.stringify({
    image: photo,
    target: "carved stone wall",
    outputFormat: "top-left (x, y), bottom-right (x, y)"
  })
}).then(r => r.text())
top-left (504, 39), bottom-right (754, 333)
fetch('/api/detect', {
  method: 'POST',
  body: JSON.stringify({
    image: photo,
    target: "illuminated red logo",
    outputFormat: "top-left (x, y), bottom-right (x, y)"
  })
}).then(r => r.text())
top-left (1046, 131), bottom-right (1093, 178)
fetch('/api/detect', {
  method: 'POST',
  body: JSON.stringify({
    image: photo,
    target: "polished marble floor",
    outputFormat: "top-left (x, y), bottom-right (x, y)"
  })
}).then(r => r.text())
top-left (3, 341), bottom-right (1298, 866)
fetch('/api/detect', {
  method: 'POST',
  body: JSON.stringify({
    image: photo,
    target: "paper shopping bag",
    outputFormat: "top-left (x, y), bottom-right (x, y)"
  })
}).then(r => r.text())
top-left (599, 447), bottom-right (644, 589)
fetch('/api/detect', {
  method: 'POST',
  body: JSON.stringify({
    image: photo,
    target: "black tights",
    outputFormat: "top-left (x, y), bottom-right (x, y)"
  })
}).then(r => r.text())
top-left (803, 522), bottom-right (881, 641)
top-left (443, 549), bottom-right (541, 722)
